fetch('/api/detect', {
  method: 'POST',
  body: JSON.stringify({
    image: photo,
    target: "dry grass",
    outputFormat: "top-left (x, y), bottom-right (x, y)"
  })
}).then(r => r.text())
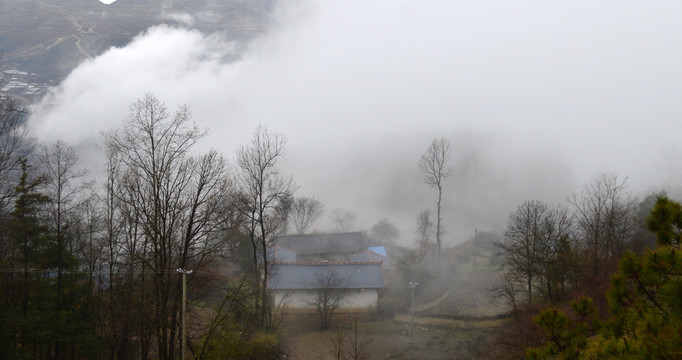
top-left (280, 313), bottom-right (498, 360)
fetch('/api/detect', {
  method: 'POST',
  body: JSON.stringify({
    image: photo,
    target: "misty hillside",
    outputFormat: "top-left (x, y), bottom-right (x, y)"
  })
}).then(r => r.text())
top-left (0, 0), bottom-right (272, 101)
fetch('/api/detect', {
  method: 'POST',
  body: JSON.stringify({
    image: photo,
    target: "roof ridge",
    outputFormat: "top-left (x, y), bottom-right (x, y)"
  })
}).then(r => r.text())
top-left (271, 260), bottom-right (383, 265)
top-left (277, 231), bottom-right (365, 237)
top-left (271, 245), bottom-right (297, 253)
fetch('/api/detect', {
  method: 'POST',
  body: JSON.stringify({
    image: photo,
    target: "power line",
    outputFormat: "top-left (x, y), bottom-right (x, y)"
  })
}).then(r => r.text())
top-left (0, 268), bottom-right (231, 276)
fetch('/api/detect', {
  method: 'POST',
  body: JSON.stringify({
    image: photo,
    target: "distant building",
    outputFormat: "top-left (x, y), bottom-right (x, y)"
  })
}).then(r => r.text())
top-left (267, 232), bottom-right (390, 310)
top-left (274, 232), bottom-right (369, 262)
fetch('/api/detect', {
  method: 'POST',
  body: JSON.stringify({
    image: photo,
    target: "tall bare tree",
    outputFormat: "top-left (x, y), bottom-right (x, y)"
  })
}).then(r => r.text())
top-left (289, 196), bottom-right (324, 234)
top-left (105, 94), bottom-right (231, 360)
top-left (98, 138), bottom-right (144, 358)
top-left (419, 138), bottom-right (451, 260)
top-left (235, 125), bottom-right (294, 329)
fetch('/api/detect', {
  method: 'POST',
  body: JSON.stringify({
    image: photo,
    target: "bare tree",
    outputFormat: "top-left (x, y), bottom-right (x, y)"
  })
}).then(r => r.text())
top-left (310, 270), bottom-right (350, 330)
top-left (330, 208), bottom-right (357, 232)
top-left (0, 96), bottom-right (30, 316)
top-left (105, 94), bottom-right (231, 360)
top-left (416, 209), bottom-right (433, 251)
top-left (395, 248), bottom-right (432, 285)
top-left (289, 196), bottom-right (324, 234)
top-left (39, 140), bottom-right (88, 359)
top-left (0, 96), bottom-right (29, 213)
top-left (234, 125), bottom-right (295, 329)
top-left (497, 201), bottom-right (575, 307)
top-left (490, 270), bottom-right (523, 318)
top-left (419, 138), bottom-right (451, 260)
top-left (327, 314), bottom-right (372, 360)
top-left (569, 173), bottom-right (637, 275)
top-left (369, 218), bottom-right (399, 245)
top-left (536, 204), bottom-right (573, 302)
top-left (498, 200), bottom-right (546, 306)
top-left (98, 139), bottom-right (143, 358)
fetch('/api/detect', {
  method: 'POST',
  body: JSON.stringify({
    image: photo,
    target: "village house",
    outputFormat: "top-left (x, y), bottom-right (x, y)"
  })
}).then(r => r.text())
top-left (267, 232), bottom-right (389, 310)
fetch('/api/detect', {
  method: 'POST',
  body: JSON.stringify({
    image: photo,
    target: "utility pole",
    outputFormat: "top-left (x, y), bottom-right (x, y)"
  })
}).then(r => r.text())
top-left (409, 281), bottom-right (418, 341)
top-left (177, 268), bottom-right (193, 360)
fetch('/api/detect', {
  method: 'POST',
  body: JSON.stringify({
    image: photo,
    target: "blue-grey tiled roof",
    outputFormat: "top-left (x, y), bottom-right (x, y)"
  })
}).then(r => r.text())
top-left (269, 262), bottom-right (385, 290)
top-left (350, 252), bottom-right (370, 262)
top-left (267, 246), bottom-right (297, 262)
top-left (351, 249), bottom-right (390, 270)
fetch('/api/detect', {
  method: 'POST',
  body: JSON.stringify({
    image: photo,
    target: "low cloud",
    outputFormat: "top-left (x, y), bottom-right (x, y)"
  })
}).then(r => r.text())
top-left (29, 0), bottom-right (682, 244)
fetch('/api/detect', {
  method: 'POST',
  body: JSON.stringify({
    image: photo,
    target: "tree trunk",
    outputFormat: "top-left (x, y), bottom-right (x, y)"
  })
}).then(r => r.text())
top-left (436, 184), bottom-right (442, 261)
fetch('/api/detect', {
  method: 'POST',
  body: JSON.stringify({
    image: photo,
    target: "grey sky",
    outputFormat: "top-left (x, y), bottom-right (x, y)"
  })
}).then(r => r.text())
top-left (29, 0), bottom-right (682, 245)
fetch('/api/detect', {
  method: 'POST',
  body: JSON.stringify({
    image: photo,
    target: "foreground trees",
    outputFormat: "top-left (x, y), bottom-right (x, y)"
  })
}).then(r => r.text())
top-left (0, 93), bottom-right (295, 359)
top-left (0, 96), bottom-right (30, 283)
top-left (528, 196), bottom-right (682, 359)
top-left (497, 201), bottom-right (573, 307)
top-left (0, 94), bottom-right (310, 358)
top-left (491, 175), bottom-right (649, 358)
top-left (39, 140), bottom-right (88, 359)
top-left (0, 160), bottom-right (95, 359)
top-left (2, 160), bottom-right (52, 357)
top-left (0, 96), bottom-right (29, 213)
top-left (105, 94), bottom-right (231, 359)
top-left (234, 125), bottom-right (294, 330)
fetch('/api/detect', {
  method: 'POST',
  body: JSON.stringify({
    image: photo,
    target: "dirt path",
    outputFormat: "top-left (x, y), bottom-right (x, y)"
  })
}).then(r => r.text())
top-left (394, 313), bottom-right (510, 329)
top-left (415, 290), bottom-right (450, 312)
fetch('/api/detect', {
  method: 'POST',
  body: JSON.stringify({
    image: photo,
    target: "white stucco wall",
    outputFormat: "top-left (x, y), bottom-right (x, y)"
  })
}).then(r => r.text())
top-left (274, 288), bottom-right (378, 310)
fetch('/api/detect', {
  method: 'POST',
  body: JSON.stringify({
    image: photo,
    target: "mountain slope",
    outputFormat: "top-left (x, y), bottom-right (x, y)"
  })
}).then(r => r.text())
top-left (0, 0), bottom-right (272, 101)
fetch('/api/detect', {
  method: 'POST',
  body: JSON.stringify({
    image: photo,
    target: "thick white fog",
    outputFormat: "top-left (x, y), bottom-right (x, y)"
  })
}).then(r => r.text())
top-left (29, 0), bottom-right (682, 245)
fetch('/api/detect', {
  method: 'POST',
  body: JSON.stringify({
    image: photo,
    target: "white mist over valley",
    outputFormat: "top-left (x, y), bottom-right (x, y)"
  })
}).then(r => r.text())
top-left (25, 0), bottom-right (682, 245)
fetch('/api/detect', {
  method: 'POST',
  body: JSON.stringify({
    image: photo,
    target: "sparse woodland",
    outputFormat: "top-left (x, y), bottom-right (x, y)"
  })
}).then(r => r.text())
top-left (0, 94), bottom-right (292, 359)
top-left (488, 175), bottom-right (680, 359)
top-left (0, 93), bottom-right (680, 359)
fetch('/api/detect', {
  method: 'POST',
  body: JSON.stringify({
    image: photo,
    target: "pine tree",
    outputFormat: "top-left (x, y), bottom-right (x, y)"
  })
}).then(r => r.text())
top-left (5, 158), bottom-right (52, 358)
top-left (0, 159), bottom-right (99, 359)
